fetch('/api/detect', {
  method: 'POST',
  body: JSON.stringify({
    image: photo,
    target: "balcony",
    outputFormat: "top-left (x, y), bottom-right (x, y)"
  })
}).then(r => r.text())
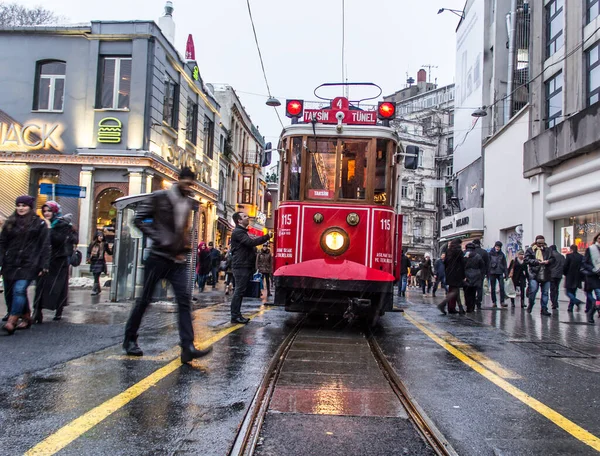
top-left (242, 150), bottom-right (264, 166)
top-left (413, 236), bottom-right (424, 244)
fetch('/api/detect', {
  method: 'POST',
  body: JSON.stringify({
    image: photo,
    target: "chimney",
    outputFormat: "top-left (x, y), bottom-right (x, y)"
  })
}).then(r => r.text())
top-left (159, 1), bottom-right (176, 45)
top-left (417, 69), bottom-right (427, 83)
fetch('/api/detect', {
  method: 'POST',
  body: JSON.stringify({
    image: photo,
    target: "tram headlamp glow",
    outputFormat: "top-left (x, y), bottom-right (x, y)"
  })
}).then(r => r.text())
top-left (320, 227), bottom-right (350, 256)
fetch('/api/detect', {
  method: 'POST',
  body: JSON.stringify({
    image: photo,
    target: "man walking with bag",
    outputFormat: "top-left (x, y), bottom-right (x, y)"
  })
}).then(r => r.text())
top-left (230, 212), bottom-right (271, 324)
top-left (524, 235), bottom-right (555, 316)
top-left (123, 167), bottom-right (212, 363)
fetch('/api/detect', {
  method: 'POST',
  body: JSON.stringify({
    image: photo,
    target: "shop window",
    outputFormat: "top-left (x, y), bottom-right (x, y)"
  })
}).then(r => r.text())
top-left (34, 60), bottom-right (66, 112)
top-left (186, 98), bottom-right (198, 144)
top-left (97, 57), bottom-right (132, 109)
top-left (339, 140), bottom-right (368, 200)
top-left (545, 72), bottom-right (563, 129)
top-left (95, 188), bottom-right (124, 239)
top-left (204, 116), bottom-right (215, 159)
top-left (163, 77), bottom-right (179, 128)
top-left (555, 213), bottom-right (600, 255)
top-left (546, 0), bottom-right (564, 58)
top-left (587, 42), bottom-right (600, 106)
top-left (287, 137), bottom-right (301, 201)
top-left (34, 170), bottom-right (59, 214)
top-left (588, 0), bottom-right (599, 24)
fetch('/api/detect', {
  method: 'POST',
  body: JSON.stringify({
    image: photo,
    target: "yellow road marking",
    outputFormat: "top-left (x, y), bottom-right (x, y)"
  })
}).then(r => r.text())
top-left (404, 311), bottom-right (600, 452)
top-left (406, 312), bottom-right (520, 379)
top-left (25, 309), bottom-right (268, 456)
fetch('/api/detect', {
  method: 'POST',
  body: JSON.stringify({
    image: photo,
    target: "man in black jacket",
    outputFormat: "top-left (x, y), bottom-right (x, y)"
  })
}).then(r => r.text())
top-left (549, 245), bottom-right (565, 309)
top-left (489, 241), bottom-right (508, 307)
top-left (524, 235), bottom-right (555, 316)
top-left (472, 239), bottom-right (489, 309)
top-left (123, 167), bottom-right (212, 363)
top-left (230, 212), bottom-right (271, 324)
top-left (398, 251), bottom-right (410, 297)
top-left (563, 244), bottom-right (584, 311)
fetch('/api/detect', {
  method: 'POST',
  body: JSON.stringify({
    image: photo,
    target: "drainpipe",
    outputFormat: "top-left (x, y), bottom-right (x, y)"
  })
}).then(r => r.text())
top-left (505, 0), bottom-right (518, 125)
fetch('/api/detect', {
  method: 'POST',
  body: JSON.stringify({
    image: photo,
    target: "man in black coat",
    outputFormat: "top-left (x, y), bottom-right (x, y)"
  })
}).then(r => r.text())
top-left (549, 245), bottom-right (565, 309)
top-left (488, 241), bottom-right (508, 307)
top-left (123, 167), bottom-right (212, 363)
top-left (524, 235), bottom-right (555, 316)
top-left (563, 244), bottom-right (584, 311)
top-left (472, 239), bottom-right (489, 309)
top-left (581, 233), bottom-right (600, 324)
top-left (398, 251), bottom-right (410, 297)
top-left (230, 211), bottom-right (271, 324)
top-left (432, 253), bottom-right (447, 297)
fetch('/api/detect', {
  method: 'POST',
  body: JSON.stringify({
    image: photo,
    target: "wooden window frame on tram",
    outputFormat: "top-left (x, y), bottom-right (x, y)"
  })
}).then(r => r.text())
top-left (280, 135), bottom-right (396, 207)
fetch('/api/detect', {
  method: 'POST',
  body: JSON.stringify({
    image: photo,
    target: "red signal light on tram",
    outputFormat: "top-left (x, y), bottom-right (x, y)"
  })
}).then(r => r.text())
top-left (285, 100), bottom-right (304, 118)
top-left (377, 102), bottom-right (396, 120)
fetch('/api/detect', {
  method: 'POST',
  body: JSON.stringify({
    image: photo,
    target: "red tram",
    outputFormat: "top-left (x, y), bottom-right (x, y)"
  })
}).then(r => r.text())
top-left (272, 92), bottom-right (406, 324)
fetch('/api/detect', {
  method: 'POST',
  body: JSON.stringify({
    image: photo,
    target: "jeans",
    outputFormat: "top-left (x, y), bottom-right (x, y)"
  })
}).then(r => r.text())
top-left (197, 273), bottom-right (209, 291)
top-left (550, 277), bottom-right (562, 308)
top-left (528, 279), bottom-right (550, 310)
top-left (585, 288), bottom-right (600, 322)
top-left (211, 266), bottom-right (219, 287)
top-left (489, 274), bottom-right (506, 304)
top-left (399, 274), bottom-right (408, 296)
top-left (125, 254), bottom-right (194, 346)
top-left (231, 268), bottom-right (253, 318)
top-left (262, 273), bottom-right (272, 296)
top-left (565, 288), bottom-right (583, 309)
top-left (4, 279), bottom-right (32, 316)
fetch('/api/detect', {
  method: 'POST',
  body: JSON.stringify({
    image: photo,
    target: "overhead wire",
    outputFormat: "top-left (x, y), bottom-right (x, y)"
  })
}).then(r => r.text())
top-left (245, 0), bottom-right (284, 129)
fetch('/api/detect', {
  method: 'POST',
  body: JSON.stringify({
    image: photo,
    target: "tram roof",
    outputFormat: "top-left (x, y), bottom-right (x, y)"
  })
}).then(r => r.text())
top-left (279, 123), bottom-right (399, 142)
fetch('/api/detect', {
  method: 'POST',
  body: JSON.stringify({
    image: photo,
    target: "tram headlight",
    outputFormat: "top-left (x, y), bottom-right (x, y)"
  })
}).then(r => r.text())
top-left (320, 227), bottom-right (350, 256)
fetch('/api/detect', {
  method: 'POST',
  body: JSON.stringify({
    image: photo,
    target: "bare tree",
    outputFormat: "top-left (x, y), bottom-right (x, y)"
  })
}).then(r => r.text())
top-left (0, 2), bottom-right (62, 27)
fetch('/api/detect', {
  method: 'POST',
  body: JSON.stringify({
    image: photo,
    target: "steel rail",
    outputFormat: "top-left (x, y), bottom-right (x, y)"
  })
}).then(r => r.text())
top-left (228, 317), bottom-right (305, 456)
top-left (367, 330), bottom-right (459, 456)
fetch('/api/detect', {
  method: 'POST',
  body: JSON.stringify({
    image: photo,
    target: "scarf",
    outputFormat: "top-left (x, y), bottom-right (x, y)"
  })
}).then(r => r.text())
top-left (591, 243), bottom-right (600, 273)
top-left (532, 244), bottom-right (545, 262)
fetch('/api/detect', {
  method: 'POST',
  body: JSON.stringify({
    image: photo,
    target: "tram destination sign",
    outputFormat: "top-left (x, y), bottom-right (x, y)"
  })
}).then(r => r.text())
top-left (303, 97), bottom-right (377, 125)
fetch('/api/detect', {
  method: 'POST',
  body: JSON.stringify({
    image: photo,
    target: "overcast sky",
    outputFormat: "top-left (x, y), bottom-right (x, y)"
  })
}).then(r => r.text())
top-left (18, 0), bottom-right (464, 142)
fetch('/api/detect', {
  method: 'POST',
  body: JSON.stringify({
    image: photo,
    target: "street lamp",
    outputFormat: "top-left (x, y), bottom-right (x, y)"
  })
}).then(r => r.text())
top-left (437, 8), bottom-right (465, 19)
top-left (266, 96), bottom-right (281, 107)
top-left (472, 106), bottom-right (488, 117)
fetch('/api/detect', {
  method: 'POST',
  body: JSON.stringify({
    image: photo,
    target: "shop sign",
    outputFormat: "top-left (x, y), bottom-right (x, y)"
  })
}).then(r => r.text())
top-left (256, 210), bottom-right (267, 225)
top-left (98, 117), bottom-right (122, 144)
top-left (0, 121), bottom-right (63, 151)
top-left (308, 189), bottom-right (334, 199)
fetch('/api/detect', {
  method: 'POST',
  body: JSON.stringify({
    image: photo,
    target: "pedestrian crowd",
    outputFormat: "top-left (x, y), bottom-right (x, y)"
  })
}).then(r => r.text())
top-left (400, 234), bottom-right (600, 324)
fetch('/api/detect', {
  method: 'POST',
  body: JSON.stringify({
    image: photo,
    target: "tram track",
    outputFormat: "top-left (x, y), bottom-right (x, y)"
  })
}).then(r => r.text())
top-left (228, 317), bottom-right (457, 456)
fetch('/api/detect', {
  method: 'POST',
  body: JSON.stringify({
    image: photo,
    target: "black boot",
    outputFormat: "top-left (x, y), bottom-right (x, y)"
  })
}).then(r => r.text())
top-left (123, 338), bottom-right (143, 356)
top-left (181, 344), bottom-right (213, 363)
top-left (2, 313), bottom-right (8, 322)
top-left (33, 307), bottom-right (43, 324)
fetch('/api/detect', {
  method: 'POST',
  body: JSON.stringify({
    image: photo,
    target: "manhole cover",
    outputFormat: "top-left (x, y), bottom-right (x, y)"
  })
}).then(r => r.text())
top-left (510, 341), bottom-right (596, 359)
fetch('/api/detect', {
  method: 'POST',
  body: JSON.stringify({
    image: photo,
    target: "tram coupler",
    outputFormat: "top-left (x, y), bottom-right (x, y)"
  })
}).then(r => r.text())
top-left (343, 298), bottom-right (371, 323)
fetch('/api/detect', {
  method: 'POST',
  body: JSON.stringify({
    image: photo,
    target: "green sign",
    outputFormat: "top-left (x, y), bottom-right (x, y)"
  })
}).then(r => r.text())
top-left (98, 117), bottom-right (122, 144)
top-left (192, 66), bottom-right (200, 81)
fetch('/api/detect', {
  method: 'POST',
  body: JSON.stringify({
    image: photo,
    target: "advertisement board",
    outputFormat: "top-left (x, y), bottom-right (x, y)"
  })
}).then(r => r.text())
top-left (453, 0), bottom-right (484, 173)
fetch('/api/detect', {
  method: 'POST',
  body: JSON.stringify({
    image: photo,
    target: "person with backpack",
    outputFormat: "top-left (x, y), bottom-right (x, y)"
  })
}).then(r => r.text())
top-left (581, 233), bottom-right (600, 324)
top-left (33, 201), bottom-right (78, 323)
top-left (463, 243), bottom-right (485, 312)
top-left (488, 241), bottom-right (508, 307)
top-left (0, 195), bottom-right (50, 334)
top-left (87, 232), bottom-right (112, 296)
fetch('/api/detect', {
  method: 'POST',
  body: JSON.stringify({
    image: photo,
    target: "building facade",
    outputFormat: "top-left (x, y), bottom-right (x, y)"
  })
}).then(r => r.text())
top-left (210, 85), bottom-right (268, 245)
top-left (385, 72), bottom-right (455, 258)
top-left (524, 0), bottom-right (600, 252)
top-left (0, 11), bottom-right (224, 263)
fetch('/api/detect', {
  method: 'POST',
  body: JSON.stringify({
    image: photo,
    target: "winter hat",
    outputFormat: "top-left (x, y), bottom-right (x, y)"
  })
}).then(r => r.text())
top-left (517, 249), bottom-right (524, 255)
top-left (472, 239), bottom-right (481, 246)
top-left (43, 201), bottom-right (61, 215)
top-left (15, 195), bottom-right (34, 209)
top-left (494, 241), bottom-right (503, 248)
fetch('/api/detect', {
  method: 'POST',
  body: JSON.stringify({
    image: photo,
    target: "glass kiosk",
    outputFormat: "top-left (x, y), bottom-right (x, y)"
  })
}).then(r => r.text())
top-left (110, 194), bottom-right (199, 302)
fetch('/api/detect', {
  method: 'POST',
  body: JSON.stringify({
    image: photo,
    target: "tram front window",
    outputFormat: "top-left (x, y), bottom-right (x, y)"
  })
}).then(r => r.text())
top-left (307, 139), bottom-right (337, 199)
top-left (339, 140), bottom-right (368, 200)
top-left (287, 137), bottom-right (302, 200)
top-left (374, 139), bottom-right (389, 204)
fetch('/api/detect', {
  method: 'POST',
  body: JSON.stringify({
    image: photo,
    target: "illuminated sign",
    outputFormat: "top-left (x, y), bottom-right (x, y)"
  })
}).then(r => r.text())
top-left (0, 122), bottom-right (63, 151)
top-left (256, 211), bottom-right (267, 225)
top-left (303, 97), bottom-right (377, 125)
top-left (98, 117), bottom-right (122, 144)
top-left (374, 192), bottom-right (387, 203)
top-left (192, 66), bottom-right (200, 81)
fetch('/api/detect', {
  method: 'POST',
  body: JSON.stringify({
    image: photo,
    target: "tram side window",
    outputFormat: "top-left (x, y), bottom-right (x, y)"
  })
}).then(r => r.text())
top-left (307, 139), bottom-right (337, 199)
top-left (339, 140), bottom-right (368, 200)
top-left (374, 139), bottom-right (389, 205)
top-left (287, 137), bottom-right (302, 200)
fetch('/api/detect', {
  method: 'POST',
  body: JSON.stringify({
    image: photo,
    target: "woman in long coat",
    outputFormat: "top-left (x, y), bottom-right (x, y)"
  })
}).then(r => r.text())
top-left (419, 256), bottom-right (434, 296)
top-left (87, 232), bottom-right (112, 296)
top-left (581, 233), bottom-right (600, 324)
top-left (563, 244), bottom-right (584, 311)
top-left (0, 195), bottom-right (49, 334)
top-left (437, 239), bottom-right (465, 315)
top-left (33, 201), bottom-right (75, 322)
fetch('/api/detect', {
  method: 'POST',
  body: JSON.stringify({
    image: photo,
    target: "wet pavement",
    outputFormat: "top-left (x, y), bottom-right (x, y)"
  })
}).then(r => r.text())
top-left (1, 283), bottom-right (599, 455)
